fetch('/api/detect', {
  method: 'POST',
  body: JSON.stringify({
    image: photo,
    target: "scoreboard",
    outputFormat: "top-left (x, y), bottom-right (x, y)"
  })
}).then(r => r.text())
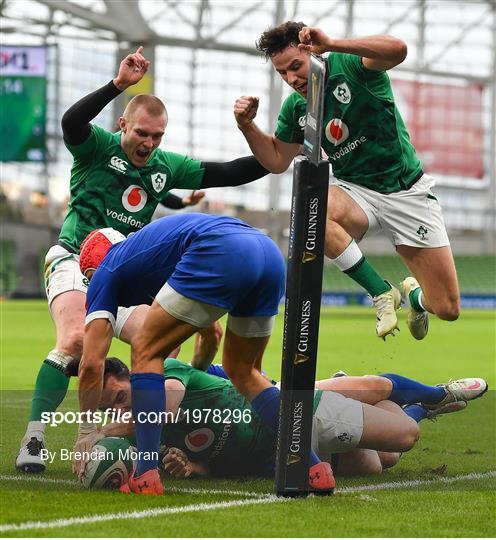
top-left (0, 46), bottom-right (47, 162)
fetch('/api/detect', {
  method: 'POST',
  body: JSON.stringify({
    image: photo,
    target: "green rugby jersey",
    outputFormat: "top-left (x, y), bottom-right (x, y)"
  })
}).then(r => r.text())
top-left (275, 52), bottom-right (423, 193)
top-left (162, 360), bottom-right (276, 476)
top-left (59, 124), bottom-right (204, 252)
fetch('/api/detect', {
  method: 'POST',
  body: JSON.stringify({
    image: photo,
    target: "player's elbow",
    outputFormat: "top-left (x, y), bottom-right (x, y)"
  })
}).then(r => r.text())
top-left (270, 162), bottom-right (290, 174)
top-left (391, 37), bottom-right (407, 63)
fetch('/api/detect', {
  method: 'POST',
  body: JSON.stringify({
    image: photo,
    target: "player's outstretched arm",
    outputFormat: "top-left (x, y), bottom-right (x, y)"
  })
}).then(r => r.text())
top-left (112, 46), bottom-right (149, 91)
top-left (234, 96), bottom-right (299, 173)
top-left (298, 26), bottom-right (407, 71)
top-left (74, 319), bottom-right (113, 477)
top-left (162, 448), bottom-right (210, 478)
top-left (200, 155), bottom-right (269, 188)
top-left (61, 46), bottom-right (150, 145)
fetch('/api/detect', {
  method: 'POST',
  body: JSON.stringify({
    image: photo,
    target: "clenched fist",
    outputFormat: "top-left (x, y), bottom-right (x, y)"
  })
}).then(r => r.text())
top-left (234, 96), bottom-right (259, 128)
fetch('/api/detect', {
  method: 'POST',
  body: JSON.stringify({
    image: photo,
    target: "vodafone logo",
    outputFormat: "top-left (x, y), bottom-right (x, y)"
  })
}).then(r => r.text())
top-left (325, 119), bottom-right (349, 145)
top-left (185, 428), bottom-right (215, 452)
top-left (122, 185), bottom-right (147, 213)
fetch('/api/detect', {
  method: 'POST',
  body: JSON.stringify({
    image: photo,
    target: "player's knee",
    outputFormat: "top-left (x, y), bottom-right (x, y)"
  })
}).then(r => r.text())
top-left (399, 421), bottom-right (420, 452)
top-left (223, 365), bottom-right (253, 393)
top-left (78, 356), bottom-right (103, 380)
top-left (365, 459), bottom-right (384, 475)
top-left (379, 452), bottom-right (401, 469)
top-left (435, 299), bottom-right (460, 321)
top-left (57, 329), bottom-right (84, 357)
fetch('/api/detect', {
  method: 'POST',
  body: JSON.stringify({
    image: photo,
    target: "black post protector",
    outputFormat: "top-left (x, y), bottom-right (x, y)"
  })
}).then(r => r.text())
top-left (275, 157), bottom-right (329, 497)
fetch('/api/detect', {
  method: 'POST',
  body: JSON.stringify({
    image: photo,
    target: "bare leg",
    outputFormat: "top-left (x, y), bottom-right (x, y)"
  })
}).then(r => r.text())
top-left (315, 375), bottom-right (392, 405)
top-left (222, 328), bottom-right (271, 401)
top-left (131, 301), bottom-right (198, 373)
top-left (377, 451), bottom-right (401, 469)
top-left (396, 245), bottom-right (460, 320)
top-left (325, 185), bottom-right (369, 257)
top-left (51, 290), bottom-right (87, 356)
top-left (335, 449), bottom-right (383, 476)
top-left (359, 400), bottom-right (419, 452)
top-left (119, 305), bottom-right (148, 344)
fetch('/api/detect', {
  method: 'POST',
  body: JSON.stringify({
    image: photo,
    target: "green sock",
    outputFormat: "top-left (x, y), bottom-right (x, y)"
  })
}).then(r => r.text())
top-left (409, 287), bottom-right (425, 312)
top-left (29, 359), bottom-right (70, 421)
top-left (345, 258), bottom-right (391, 297)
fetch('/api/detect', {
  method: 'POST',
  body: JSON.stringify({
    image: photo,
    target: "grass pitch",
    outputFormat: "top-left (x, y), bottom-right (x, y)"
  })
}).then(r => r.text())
top-left (0, 300), bottom-right (495, 537)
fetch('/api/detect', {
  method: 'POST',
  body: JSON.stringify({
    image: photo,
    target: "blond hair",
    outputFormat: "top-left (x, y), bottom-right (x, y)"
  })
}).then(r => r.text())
top-left (123, 94), bottom-right (167, 122)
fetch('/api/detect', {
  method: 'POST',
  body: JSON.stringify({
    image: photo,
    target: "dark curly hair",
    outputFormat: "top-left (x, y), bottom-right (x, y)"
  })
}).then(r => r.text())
top-left (64, 356), bottom-right (130, 382)
top-left (256, 21), bottom-right (307, 60)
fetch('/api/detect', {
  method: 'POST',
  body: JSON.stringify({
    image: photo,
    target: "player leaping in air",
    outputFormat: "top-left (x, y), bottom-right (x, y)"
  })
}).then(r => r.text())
top-left (234, 23), bottom-right (460, 341)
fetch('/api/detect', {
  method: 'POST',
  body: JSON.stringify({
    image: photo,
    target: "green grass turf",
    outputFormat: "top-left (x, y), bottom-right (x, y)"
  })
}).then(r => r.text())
top-left (0, 300), bottom-right (495, 537)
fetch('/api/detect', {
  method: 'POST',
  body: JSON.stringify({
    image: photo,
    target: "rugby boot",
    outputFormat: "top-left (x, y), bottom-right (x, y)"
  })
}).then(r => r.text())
top-left (425, 400), bottom-right (467, 420)
top-left (309, 461), bottom-right (335, 494)
top-left (372, 283), bottom-right (402, 340)
top-left (15, 436), bottom-right (46, 473)
top-left (120, 468), bottom-right (163, 495)
top-left (401, 277), bottom-right (429, 340)
top-left (424, 378), bottom-right (488, 410)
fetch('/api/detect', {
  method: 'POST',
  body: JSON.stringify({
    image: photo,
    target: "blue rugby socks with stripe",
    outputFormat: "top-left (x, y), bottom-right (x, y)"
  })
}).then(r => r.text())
top-left (131, 372), bottom-right (166, 477)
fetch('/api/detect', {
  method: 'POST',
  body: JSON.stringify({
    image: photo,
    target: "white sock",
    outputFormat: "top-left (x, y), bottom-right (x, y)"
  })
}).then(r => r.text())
top-left (329, 240), bottom-right (363, 271)
top-left (25, 421), bottom-right (45, 441)
top-left (417, 290), bottom-right (426, 311)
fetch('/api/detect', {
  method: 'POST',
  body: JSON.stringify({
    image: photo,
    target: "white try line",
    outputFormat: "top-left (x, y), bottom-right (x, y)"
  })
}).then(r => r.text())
top-left (1, 470), bottom-right (494, 533)
top-left (0, 474), bottom-right (265, 498)
top-left (338, 470), bottom-right (496, 493)
top-left (0, 496), bottom-right (288, 533)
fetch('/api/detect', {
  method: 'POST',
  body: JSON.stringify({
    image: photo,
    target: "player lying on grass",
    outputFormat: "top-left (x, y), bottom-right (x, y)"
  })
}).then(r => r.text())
top-left (65, 356), bottom-right (487, 479)
top-left (74, 213), bottom-right (335, 494)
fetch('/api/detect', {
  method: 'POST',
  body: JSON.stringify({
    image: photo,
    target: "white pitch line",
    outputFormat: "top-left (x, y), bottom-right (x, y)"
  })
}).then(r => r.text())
top-left (0, 474), bottom-right (265, 498)
top-left (1, 469), bottom-right (494, 533)
top-left (337, 470), bottom-right (496, 494)
top-left (0, 474), bottom-right (77, 487)
top-left (0, 496), bottom-right (288, 533)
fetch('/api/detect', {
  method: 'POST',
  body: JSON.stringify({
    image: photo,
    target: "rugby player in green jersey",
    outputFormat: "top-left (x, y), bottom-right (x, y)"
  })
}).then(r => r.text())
top-left (234, 23), bottom-right (460, 342)
top-left (16, 46), bottom-right (271, 473)
top-left (64, 356), bottom-right (486, 481)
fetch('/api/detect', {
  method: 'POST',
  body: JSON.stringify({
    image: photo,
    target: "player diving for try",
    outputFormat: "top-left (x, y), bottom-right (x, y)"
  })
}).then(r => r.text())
top-left (74, 213), bottom-right (336, 494)
top-left (65, 355), bottom-right (488, 480)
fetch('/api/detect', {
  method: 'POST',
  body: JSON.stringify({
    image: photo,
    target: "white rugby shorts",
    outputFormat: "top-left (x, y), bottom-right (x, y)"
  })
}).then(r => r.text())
top-left (331, 174), bottom-right (450, 248)
top-left (311, 390), bottom-right (364, 458)
top-left (156, 283), bottom-right (275, 337)
top-left (44, 244), bottom-right (137, 338)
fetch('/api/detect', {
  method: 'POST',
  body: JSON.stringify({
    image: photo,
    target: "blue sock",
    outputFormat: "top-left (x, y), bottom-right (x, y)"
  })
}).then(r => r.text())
top-left (380, 373), bottom-right (447, 405)
top-left (403, 404), bottom-right (428, 423)
top-left (251, 386), bottom-right (321, 467)
top-left (130, 372), bottom-right (166, 477)
top-left (206, 364), bottom-right (229, 379)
